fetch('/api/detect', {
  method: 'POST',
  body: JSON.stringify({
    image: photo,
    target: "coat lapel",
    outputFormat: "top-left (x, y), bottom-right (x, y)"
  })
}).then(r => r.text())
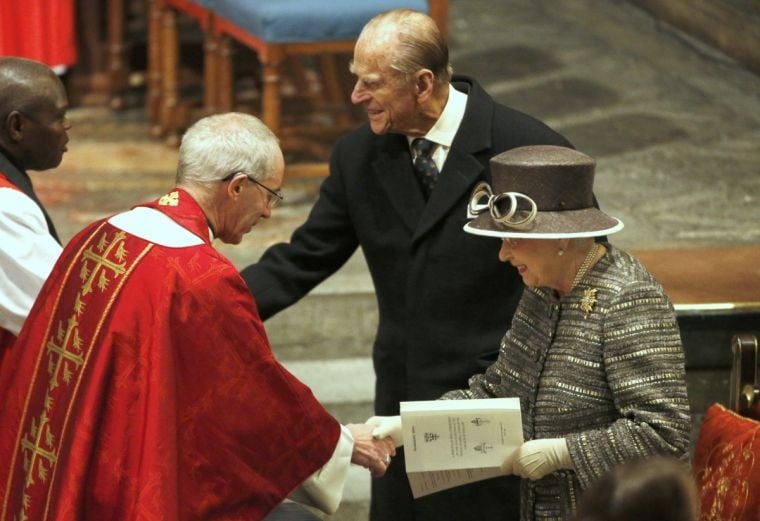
top-left (412, 149), bottom-right (485, 242)
top-left (412, 78), bottom-right (495, 243)
top-left (372, 135), bottom-right (426, 235)
top-left (371, 77), bottom-right (497, 242)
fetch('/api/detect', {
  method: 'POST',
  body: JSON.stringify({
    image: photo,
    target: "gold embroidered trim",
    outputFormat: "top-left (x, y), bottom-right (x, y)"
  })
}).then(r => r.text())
top-left (6, 224), bottom-right (153, 520)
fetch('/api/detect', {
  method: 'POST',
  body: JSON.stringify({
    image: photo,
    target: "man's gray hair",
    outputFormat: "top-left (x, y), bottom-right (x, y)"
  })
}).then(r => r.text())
top-left (360, 9), bottom-right (452, 85)
top-left (176, 112), bottom-right (280, 184)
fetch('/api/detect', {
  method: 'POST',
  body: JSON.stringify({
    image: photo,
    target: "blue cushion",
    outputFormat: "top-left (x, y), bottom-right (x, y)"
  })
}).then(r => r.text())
top-left (209, 0), bottom-right (429, 43)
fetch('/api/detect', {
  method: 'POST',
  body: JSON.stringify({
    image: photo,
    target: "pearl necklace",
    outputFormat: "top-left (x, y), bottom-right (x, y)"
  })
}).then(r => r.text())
top-left (572, 243), bottom-right (601, 289)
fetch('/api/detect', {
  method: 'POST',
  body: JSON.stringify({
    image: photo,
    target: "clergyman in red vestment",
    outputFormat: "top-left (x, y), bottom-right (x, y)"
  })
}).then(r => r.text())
top-left (0, 112), bottom-right (395, 520)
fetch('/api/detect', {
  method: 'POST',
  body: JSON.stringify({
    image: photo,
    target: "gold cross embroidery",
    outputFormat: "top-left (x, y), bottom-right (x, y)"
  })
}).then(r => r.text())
top-left (158, 191), bottom-right (179, 206)
top-left (79, 231), bottom-right (128, 296)
top-left (20, 413), bottom-right (58, 488)
top-left (45, 316), bottom-right (84, 390)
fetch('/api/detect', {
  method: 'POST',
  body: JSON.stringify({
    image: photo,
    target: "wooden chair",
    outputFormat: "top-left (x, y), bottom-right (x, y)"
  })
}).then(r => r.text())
top-left (146, 0), bottom-right (219, 144)
top-left (149, 0), bottom-right (447, 169)
top-left (210, 1), bottom-right (446, 129)
top-left (69, 0), bottom-right (144, 109)
top-left (729, 333), bottom-right (759, 419)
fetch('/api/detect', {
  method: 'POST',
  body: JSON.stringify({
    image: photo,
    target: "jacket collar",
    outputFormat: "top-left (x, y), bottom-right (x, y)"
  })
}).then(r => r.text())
top-left (372, 76), bottom-right (492, 242)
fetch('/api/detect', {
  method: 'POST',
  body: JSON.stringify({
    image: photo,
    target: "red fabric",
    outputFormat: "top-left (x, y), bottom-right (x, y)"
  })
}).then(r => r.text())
top-left (0, 173), bottom-right (17, 189)
top-left (0, 0), bottom-right (77, 69)
top-left (693, 403), bottom-right (760, 521)
top-left (0, 189), bottom-right (340, 520)
top-left (0, 329), bottom-right (14, 355)
top-left (140, 187), bottom-right (211, 241)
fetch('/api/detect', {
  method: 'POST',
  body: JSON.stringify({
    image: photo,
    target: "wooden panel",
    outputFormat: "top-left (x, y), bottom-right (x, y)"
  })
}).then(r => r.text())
top-left (633, 245), bottom-right (760, 309)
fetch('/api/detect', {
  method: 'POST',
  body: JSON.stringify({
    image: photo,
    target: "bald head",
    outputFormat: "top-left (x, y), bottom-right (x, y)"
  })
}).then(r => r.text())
top-left (0, 58), bottom-right (62, 119)
top-left (0, 57), bottom-right (70, 171)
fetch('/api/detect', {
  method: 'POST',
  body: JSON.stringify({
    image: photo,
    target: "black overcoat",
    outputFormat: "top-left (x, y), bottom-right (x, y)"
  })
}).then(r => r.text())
top-left (241, 76), bottom-right (572, 521)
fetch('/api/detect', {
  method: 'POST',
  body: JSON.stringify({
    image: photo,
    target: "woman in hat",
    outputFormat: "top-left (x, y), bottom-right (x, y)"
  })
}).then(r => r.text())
top-left (369, 145), bottom-right (691, 520)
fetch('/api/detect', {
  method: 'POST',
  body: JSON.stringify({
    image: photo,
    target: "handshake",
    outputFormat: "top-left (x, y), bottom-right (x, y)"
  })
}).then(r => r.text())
top-left (345, 422), bottom-right (397, 478)
top-left (364, 415), bottom-right (574, 480)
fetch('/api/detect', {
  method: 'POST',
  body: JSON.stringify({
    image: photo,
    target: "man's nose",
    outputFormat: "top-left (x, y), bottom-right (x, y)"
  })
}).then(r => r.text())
top-left (351, 81), bottom-right (368, 105)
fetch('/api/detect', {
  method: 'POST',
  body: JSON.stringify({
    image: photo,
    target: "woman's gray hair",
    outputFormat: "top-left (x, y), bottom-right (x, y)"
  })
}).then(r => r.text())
top-left (361, 9), bottom-right (453, 85)
top-left (176, 112), bottom-right (280, 185)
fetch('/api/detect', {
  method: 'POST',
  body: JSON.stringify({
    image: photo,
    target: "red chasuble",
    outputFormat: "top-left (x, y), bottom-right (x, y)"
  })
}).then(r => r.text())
top-left (0, 189), bottom-right (341, 520)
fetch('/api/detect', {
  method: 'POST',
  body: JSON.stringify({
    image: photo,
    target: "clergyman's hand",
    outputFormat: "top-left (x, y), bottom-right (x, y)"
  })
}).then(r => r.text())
top-left (346, 423), bottom-right (397, 478)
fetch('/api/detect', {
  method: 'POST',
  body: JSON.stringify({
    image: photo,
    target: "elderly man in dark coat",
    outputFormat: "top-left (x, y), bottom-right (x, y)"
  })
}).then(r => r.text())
top-left (241, 9), bottom-right (574, 521)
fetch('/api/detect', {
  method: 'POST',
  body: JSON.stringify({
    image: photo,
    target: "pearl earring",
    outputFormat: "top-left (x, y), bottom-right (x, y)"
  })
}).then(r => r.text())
top-left (557, 249), bottom-right (564, 256)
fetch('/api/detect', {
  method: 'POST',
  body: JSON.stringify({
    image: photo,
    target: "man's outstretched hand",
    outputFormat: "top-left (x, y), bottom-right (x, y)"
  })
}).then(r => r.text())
top-left (346, 423), bottom-right (397, 477)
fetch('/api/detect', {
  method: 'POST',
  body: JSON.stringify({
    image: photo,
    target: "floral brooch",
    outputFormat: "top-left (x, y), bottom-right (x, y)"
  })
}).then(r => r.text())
top-left (580, 288), bottom-right (598, 318)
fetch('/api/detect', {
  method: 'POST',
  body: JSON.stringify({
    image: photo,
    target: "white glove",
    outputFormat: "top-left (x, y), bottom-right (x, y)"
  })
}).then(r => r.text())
top-left (512, 438), bottom-right (573, 480)
top-left (500, 447), bottom-right (519, 474)
top-left (365, 415), bottom-right (403, 447)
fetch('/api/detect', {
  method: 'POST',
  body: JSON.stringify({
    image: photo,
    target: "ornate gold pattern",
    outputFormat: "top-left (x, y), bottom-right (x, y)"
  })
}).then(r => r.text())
top-left (158, 191), bottom-right (180, 206)
top-left (20, 413), bottom-right (57, 488)
top-left (45, 316), bottom-right (84, 390)
top-left (695, 405), bottom-right (759, 521)
top-left (80, 231), bottom-right (128, 296)
top-left (14, 227), bottom-right (149, 520)
top-left (697, 432), bottom-right (755, 519)
top-left (579, 288), bottom-right (597, 318)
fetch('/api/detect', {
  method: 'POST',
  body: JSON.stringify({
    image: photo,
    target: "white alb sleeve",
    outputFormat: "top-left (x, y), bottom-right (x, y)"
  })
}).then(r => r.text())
top-left (287, 424), bottom-right (354, 514)
top-left (0, 189), bottom-right (61, 335)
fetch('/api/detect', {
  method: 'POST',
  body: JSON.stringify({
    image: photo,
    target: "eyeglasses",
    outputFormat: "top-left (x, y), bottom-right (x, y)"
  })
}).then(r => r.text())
top-left (501, 237), bottom-right (522, 248)
top-left (223, 171), bottom-right (284, 208)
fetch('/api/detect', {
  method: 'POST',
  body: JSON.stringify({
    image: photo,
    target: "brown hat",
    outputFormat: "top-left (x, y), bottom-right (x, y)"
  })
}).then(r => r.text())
top-left (465, 145), bottom-right (623, 238)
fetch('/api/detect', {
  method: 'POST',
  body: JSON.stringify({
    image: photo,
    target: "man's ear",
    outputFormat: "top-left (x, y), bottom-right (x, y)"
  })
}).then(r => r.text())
top-left (5, 111), bottom-right (25, 141)
top-left (226, 174), bottom-right (246, 197)
top-left (414, 69), bottom-right (435, 102)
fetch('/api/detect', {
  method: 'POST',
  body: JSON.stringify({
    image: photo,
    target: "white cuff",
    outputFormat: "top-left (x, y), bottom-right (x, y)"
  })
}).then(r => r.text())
top-left (288, 425), bottom-right (353, 514)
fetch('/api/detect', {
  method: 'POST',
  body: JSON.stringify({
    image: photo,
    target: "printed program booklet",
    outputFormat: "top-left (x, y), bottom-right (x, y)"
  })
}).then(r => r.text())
top-left (400, 397), bottom-right (523, 498)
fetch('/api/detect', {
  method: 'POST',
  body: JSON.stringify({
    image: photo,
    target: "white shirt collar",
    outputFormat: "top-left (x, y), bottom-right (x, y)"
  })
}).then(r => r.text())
top-left (407, 86), bottom-right (468, 149)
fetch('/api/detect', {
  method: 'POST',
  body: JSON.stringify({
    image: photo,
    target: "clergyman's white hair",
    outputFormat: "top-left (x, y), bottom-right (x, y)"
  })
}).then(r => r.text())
top-left (176, 112), bottom-right (280, 185)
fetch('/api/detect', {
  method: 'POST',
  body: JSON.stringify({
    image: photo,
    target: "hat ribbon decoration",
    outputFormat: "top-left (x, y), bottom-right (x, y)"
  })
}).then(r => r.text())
top-left (466, 181), bottom-right (538, 229)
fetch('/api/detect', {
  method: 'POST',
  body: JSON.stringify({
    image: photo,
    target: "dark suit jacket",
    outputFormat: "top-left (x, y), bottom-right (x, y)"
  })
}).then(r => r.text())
top-left (241, 76), bottom-right (572, 520)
